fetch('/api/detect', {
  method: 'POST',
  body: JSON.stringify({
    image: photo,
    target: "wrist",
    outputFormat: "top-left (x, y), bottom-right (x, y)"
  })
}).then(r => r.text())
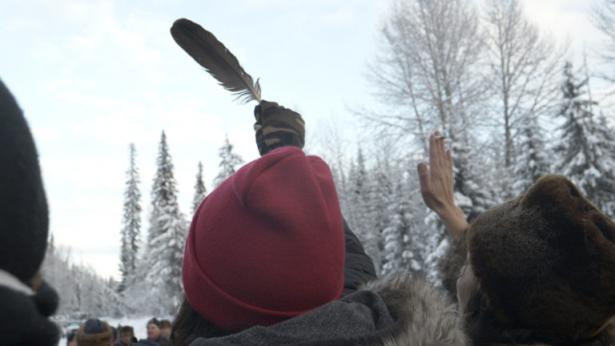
top-left (438, 206), bottom-right (468, 238)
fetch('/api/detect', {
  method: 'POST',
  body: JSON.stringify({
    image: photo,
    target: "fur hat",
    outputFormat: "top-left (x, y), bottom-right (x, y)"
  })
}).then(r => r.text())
top-left (183, 146), bottom-right (345, 332)
top-left (147, 317), bottom-right (161, 328)
top-left (466, 175), bottom-right (615, 344)
top-left (77, 319), bottom-right (113, 346)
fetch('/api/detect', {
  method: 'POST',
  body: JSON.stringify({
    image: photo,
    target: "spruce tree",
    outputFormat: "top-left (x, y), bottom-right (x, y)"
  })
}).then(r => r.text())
top-left (347, 148), bottom-right (382, 272)
top-left (381, 176), bottom-right (414, 276)
top-left (336, 159), bottom-right (355, 219)
top-left (368, 159), bottom-right (394, 274)
top-left (594, 115), bottom-right (615, 218)
top-left (119, 143), bottom-right (141, 292)
top-left (192, 161), bottom-right (207, 214)
top-left (452, 139), bottom-right (498, 220)
top-left (145, 131), bottom-right (187, 314)
top-left (512, 115), bottom-right (550, 196)
top-left (214, 135), bottom-right (244, 187)
top-left (555, 62), bottom-right (615, 218)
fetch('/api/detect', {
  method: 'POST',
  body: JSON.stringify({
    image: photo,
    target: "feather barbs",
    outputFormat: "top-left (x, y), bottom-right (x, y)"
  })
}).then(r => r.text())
top-left (170, 18), bottom-right (262, 104)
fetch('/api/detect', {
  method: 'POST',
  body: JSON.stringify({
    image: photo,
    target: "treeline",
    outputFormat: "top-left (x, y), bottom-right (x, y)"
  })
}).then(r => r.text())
top-left (43, 134), bottom-right (245, 317)
top-left (42, 236), bottom-right (124, 318)
top-left (43, 0), bottom-right (615, 317)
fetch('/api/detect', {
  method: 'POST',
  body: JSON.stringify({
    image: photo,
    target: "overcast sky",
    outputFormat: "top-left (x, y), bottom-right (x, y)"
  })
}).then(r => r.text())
top-left (0, 0), bottom-right (609, 279)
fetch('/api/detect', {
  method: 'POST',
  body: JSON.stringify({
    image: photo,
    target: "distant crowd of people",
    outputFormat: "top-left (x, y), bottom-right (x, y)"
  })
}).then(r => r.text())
top-left (65, 318), bottom-right (171, 346)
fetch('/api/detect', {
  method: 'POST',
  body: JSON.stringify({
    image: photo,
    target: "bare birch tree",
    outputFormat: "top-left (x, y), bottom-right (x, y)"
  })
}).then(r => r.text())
top-left (483, 0), bottom-right (563, 169)
top-left (366, 0), bottom-right (488, 149)
top-left (367, 0), bottom-right (495, 204)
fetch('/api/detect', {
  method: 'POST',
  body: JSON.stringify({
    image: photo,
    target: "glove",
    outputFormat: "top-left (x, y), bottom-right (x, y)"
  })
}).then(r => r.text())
top-left (254, 100), bottom-right (305, 156)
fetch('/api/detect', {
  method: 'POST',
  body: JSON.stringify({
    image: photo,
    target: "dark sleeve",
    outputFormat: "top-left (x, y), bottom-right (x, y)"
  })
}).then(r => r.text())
top-left (0, 287), bottom-right (60, 346)
top-left (343, 219), bottom-right (377, 296)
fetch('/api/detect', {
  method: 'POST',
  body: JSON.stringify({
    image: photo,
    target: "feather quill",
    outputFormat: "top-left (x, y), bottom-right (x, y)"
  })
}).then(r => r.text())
top-left (170, 18), bottom-right (261, 103)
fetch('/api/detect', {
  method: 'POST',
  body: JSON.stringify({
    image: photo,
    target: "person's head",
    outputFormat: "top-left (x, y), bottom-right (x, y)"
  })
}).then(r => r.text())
top-left (179, 147), bottom-right (344, 335)
top-left (146, 318), bottom-right (161, 340)
top-left (119, 326), bottom-right (134, 345)
top-left (0, 79), bottom-right (60, 344)
top-left (0, 80), bottom-right (49, 288)
top-left (459, 175), bottom-right (615, 345)
top-left (76, 319), bottom-right (113, 346)
top-left (159, 319), bottom-right (172, 338)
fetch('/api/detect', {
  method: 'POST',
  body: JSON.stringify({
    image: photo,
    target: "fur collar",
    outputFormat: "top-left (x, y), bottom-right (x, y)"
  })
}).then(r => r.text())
top-left (0, 269), bottom-right (33, 295)
top-left (360, 273), bottom-right (468, 346)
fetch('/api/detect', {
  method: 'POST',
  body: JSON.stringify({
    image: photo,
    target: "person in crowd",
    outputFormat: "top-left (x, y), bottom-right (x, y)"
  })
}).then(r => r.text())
top-left (116, 325), bottom-right (137, 346)
top-left (0, 79), bottom-right (61, 346)
top-left (146, 318), bottom-right (161, 341)
top-left (76, 318), bottom-right (113, 346)
top-left (111, 326), bottom-right (118, 345)
top-left (419, 134), bottom-right (615, 345)
top-left (171, 101), bottom-right (455, 345)
top-left (160, 320), bottom-right (172, 340)
top-left (142, 318), bottom-right (171, 346)
top-left (67, 329), bottom-right (78, 346)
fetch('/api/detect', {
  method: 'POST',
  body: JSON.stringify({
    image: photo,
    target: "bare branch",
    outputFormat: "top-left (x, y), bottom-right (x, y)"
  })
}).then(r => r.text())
top-left (482, 0), bottom-right (564, 167)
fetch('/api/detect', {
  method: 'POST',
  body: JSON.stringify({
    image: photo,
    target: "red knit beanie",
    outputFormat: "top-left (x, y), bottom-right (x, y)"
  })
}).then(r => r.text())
top-left (182, 146), bottom-right (345, 332)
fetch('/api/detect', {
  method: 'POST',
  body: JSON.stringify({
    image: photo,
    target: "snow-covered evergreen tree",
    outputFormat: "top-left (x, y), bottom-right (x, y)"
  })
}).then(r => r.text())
top-left (144, 131), bottom-right (187, 314)
top-left (452, 138), bottom-right (498, 220)
top-left (334, 160), bottom-right (353, 218)
top-left (192, 161), bottom-right (207, 214)
top-left (368, 159), bottom-right (395, 274)
top-left (555, 62), bottom-right (615, 218)
top-left (118, 143), bottom-right (141, 292)
top-left (346, 149), bottom-right (381, 272)
top-left (381, 173), bottom-right (416, 276)
top-left (213, 135), bottom-right (244, 187)
top-left (512, 116), bottom-right (550, 196)
top-left (593, 114), bottom-right (615, 218)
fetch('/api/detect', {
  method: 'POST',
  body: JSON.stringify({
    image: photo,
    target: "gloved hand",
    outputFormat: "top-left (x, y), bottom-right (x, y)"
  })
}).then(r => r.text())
top-left (254, 100), bottom-right (305, 156)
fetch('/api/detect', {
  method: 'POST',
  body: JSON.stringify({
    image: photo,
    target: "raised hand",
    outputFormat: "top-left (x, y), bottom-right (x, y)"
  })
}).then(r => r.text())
top-left (417, 132), bottom-right (468, 238)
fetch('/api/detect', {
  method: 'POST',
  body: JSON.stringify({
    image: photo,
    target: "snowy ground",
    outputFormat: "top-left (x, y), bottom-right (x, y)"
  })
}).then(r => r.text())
top-left (58, 316), bottom-right (170, 345)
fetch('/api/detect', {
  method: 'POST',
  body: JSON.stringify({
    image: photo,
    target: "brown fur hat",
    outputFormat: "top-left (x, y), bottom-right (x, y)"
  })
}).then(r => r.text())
top-left (77, 319), bottom-right (113, 346)
top-left (465, 175), bottom-right (615, 344)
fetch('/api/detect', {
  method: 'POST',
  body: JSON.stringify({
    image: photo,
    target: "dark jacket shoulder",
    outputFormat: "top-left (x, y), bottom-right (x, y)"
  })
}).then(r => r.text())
top-left (190, 273), bottom-right (466, 346)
